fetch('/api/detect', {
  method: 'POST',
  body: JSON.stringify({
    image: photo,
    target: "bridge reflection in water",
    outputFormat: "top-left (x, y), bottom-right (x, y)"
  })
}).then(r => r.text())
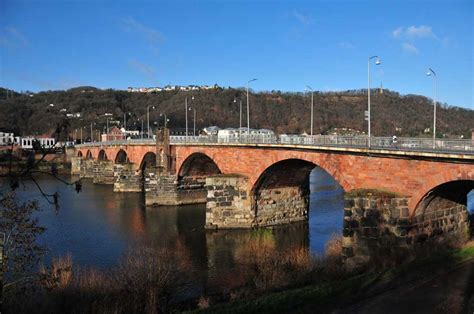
top-left (18, 168), bottom-right (343, 279)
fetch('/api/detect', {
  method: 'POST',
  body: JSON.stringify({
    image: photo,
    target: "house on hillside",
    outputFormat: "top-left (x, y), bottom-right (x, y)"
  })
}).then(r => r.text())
top-left (101, 126), bottom-right (125, 141)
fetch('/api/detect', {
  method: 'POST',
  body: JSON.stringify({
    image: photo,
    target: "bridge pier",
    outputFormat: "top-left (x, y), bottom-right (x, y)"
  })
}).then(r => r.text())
top-left (70, 157), bottom-right (82, 175)
top-left (113, 163), bottom-right (142, 192)
top-left (93, 160), bottom-right (115, 184)
top-left (342, 189), bottom-right (471, 270)
top-left (80, 159), bottom-right (96, 179)
top-left (145, 173), bottom-right (208, 205)
top-left (205, 175), bottom-right (253, 229)
top-left (204, 174), bottom-right (309, 229)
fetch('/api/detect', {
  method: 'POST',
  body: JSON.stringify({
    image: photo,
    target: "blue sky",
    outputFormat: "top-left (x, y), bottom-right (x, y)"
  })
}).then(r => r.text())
top-left (1, 0), bottom-right (473, 109)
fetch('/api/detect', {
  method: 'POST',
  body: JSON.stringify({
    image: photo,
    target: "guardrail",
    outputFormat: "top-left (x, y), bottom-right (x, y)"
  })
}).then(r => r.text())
top-left (75, 135), bottom-right (474, 155)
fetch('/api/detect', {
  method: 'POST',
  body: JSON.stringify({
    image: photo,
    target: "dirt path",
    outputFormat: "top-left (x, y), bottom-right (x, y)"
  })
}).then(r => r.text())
top-left (333, 259), bottom-right (474, 314)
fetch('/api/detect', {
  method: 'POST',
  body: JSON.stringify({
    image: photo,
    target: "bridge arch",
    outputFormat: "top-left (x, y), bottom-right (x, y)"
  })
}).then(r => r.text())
top-left (115, 149), bottom-right (129, 164)
top-left (250, 158), bottom-right (343, 225)
top-left (414, 180), bottom-right (474, 217)
top-left (98, 149), bottom-right (108, 161)
top-left (178, 152), bottom-right (221, 177)
top-left (411, 169), bottom-right (474, 212)
top-left (77, 151), bottom-right (83, 158)
top-left (86, 150), bottom-right (93, 160)
top-left (412, 179), bottom-right (474, 242)
top-left (139, 152), bottom-right (157, 171)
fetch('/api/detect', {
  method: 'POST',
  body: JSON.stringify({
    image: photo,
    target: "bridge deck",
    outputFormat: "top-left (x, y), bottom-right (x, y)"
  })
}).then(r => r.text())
top-left (76, 136), bottom-right (474, 161)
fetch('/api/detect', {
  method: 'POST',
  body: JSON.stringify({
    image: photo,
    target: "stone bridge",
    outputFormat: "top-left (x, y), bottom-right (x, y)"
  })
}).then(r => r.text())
top-left (73, 130), bottom-right (474, 267)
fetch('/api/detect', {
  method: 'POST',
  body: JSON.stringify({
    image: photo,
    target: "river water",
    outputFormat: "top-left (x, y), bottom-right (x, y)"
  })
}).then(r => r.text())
top-left (10, 168), bottom-right (344, 274)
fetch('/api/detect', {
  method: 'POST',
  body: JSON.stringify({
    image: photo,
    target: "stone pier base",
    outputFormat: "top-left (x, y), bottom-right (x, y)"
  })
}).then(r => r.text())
top-left (145, 173), bottom-right (207, 206)
top-left (205, 175), bottom-right (253, 229)
top-left (70, 157), bottom-right (82, 175)
top-left (80, 160), bottom-right (95, 179)
top-left (342, 191), bottom-right (470, 270)
top-left (254, 186), bottom-right (308, 227)
top-left (93, 160), bottom-right (115, 184)
top-left (113, 163), bottom-right (141, 192)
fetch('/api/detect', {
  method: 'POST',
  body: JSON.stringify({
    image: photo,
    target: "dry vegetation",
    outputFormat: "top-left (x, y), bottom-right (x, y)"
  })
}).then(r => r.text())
top-left (5, 240), bottom-right (195, 314)
top-left (3, 229), bottom-right (346, 314)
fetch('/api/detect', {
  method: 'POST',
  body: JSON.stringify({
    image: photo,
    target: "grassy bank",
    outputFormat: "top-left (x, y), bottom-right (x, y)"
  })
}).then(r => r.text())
top-left (194, 244), bottom-right (474, 313)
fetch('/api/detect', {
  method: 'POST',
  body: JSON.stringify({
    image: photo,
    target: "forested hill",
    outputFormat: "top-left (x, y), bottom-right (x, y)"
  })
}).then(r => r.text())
top-left (0, 87), bottom-right (472, 138)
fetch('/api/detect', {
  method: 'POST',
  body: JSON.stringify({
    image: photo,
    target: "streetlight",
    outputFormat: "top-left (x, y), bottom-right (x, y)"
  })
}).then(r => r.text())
top-left (160, 113), bottom-right (169, 128)
top-left (247, 78), bottom-right (257, 138)
top-left (185, 96), bottom-right (194, 140)
top-left (426, 67), bottom-right (437, 149)
top-left (123, 112), bottom-right (131, 130)
top-left (147, 105), bottom-right (155, 139)
top-left (234, 98), bottom-right (243, 139)
top-left (90, 122), bottom-right (96, 142)
top-left (305, 85), bottom-right (314, 138)
top-left (106, 117), bottom-right (111, 136)
top-left (189, 107), bottom-right (196, 136)
top-left (367, 55), bottom-right (381, 148)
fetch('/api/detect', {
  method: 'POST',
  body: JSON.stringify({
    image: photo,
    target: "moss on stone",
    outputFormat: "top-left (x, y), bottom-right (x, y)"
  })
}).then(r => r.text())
top-left (345, 188), bottom-right (405, 198)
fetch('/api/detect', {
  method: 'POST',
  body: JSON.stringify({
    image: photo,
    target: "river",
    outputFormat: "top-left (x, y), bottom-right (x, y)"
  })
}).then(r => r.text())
top-left (10, 168), bottom-right (344, 276)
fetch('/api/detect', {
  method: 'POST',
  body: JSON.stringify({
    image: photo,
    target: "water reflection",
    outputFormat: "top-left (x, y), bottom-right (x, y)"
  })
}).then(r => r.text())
top-left (9, 168), bottom-right (344, 274)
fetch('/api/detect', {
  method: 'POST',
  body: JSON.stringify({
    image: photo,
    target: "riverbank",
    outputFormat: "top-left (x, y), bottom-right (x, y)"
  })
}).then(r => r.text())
top-left (194, 243), bottom-right (474, 313)
top-left (0, 157), bottom-right (70, 175)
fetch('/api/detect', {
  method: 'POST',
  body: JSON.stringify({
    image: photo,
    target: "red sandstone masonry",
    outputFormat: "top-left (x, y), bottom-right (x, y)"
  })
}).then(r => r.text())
top-left (173, 146), bottom-right (473, 213)
top-left (77, 145), bottom-right (474, 214)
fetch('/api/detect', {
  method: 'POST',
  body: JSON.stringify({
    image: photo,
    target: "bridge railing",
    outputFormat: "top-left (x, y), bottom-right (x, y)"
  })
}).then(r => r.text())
top-left (75, 135), bottom-right (474, 154)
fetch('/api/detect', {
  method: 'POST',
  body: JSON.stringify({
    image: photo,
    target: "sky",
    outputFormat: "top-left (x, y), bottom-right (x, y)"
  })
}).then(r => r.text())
top-left (0, 0), bottom-right (473, 109)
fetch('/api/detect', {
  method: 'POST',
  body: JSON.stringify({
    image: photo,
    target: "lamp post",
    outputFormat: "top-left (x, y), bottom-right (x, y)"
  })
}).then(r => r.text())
top-left (185, 96), bottom-right (194, 140)
top-left (367, 55), bottom-right (381, 148)
top-left (160, 113), bottom-right (169, 128)
top-left (234, 98), bottom-right (243, 139)
top-left (247, 78), bottom-right (257, 139)
top-left (305, 85), bottom-right (314, 138)
top-left (426, 68), bottom-right (437, 149)
top-left (189, 107), bottom-right (196, 136)
top-left (90, 122), bottom-right (96, 142)
top-left (123, 112), bottom-right (131, 130)
top-left (147, 106), bottom-right (155, 139)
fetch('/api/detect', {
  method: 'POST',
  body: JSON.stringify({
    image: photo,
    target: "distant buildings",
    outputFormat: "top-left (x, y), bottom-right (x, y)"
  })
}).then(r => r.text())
top-left (0, 132), bottom-right (15, 146)
top-left (101, 126), bottom-right (125, 141)
top-left (1, 131), bottom-right (58, 149)
top-left (20, 136), bottom-right (56, 149)
top-left (210, 127), bottom-right (276, 143)
top-left (127, 84), bottom-right (220, 93)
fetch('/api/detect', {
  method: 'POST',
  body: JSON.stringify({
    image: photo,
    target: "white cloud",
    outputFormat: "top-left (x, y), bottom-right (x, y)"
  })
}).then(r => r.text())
top-left (392, 25), bottom-right (438, 40)
top-left (121, 17), bottom-right (164, 50)
top-left (129, 59), bottom-right (158, 84)
top-left (402, 42), bottom-right (419, 54)
top-left (0, 26), bottom-right (28, 49)
top-left (292, 10), bottom-right (312, 25)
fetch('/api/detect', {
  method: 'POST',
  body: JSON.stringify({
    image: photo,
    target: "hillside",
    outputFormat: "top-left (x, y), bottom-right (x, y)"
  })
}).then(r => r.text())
top-left (0, 87), bottom-right (472, 139)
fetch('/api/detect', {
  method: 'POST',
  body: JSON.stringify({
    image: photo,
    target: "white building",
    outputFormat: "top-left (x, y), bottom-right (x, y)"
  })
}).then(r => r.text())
top-left (217, 128), bottom-right (239, 143)
top-left (0, 132), bottom-right (15, 146)
top-left (20, 137), bottom-right (56, 150)
top-left (217, 128), bottom-right (276, 143)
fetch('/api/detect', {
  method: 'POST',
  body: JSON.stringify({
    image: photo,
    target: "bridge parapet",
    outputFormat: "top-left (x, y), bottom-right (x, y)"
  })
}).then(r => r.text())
top-left (75, 135), bottom-right (474, 156)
